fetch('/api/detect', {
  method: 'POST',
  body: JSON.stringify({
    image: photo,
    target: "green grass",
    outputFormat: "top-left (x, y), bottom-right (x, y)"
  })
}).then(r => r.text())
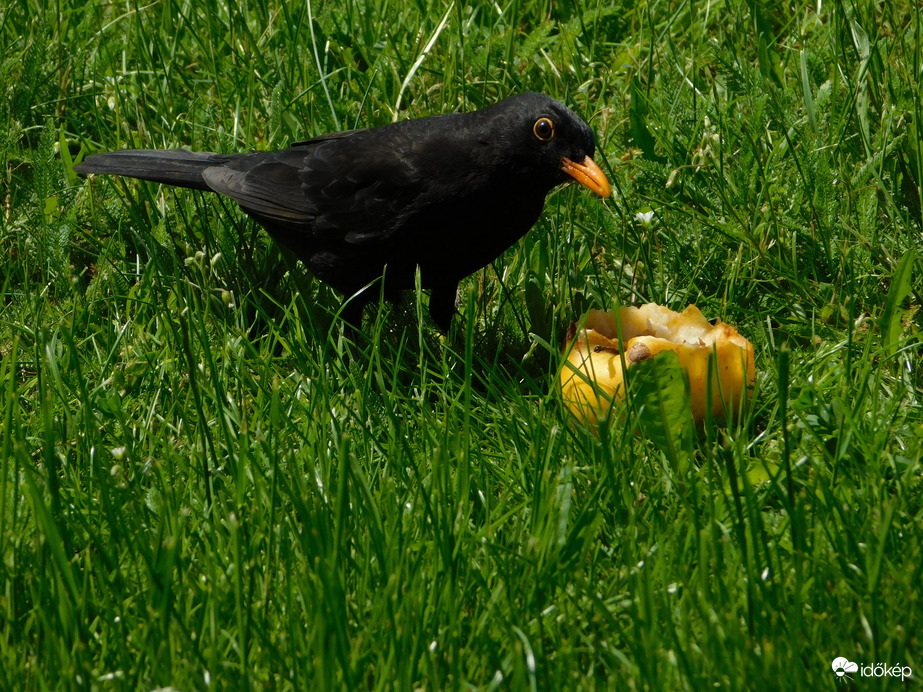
top-left (2, 0), bottom-right (922, 689)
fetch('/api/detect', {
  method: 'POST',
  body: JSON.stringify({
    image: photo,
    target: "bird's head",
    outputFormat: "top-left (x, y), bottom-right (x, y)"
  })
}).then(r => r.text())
top-left (487, 92), bottom-right (610, 199)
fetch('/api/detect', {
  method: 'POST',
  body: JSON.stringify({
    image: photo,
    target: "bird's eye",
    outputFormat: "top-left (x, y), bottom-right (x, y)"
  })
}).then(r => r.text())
top-left (533, 117), bottom-right (556, 142)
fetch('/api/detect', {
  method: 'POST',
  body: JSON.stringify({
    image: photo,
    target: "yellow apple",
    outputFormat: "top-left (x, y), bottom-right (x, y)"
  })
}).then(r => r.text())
top-left (560, 304), bottom-right (756, 425)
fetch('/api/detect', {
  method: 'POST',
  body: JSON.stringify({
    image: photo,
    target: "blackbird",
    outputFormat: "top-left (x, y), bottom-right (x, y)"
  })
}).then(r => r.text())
top-left (74, 92), bottom-right (610, 330)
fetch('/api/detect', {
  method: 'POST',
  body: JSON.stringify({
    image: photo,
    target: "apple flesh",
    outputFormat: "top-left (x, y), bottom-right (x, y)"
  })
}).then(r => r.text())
top-left (560, 304), bottom-right (756, 425)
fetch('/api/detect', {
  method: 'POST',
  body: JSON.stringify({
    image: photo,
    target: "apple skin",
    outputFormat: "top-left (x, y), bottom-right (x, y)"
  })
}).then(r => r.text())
top-left (560, 304), bottom-right (756, 425)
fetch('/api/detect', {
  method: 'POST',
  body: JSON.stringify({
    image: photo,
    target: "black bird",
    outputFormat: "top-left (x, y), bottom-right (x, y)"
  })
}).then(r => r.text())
top-left (74, 92), bottom-right (610, 330)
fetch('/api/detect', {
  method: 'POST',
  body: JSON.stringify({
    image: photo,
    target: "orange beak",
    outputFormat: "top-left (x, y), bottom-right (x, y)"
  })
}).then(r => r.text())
top-left (561, 155), bottom-right (611, 198)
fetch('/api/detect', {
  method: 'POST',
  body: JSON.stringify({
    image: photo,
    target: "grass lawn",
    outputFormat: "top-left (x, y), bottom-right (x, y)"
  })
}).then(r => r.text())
top-left (2, 0), bottom-right (922, 689)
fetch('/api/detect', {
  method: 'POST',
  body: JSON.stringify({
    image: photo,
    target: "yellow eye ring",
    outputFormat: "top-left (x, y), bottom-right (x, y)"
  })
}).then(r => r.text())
top-left (533, 117), bottom-right (555, 141)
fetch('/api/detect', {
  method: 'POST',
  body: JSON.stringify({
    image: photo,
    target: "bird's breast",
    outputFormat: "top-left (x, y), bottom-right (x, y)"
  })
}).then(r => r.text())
top-left (397, 184), bottom-right (548, 285)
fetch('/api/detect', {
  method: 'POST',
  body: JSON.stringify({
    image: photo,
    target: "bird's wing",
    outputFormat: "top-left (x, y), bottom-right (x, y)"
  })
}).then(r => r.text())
top-left (301, 129), bottom-right (436, 242)
top-left (200, 148), bottom-right (314, 223)
top-left (201, 127), bottom-right (432, 243)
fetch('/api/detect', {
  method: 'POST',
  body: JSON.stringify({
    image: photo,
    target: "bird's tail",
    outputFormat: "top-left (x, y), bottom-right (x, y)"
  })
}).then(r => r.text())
top-left (73, 149), bottom-right (228, 191)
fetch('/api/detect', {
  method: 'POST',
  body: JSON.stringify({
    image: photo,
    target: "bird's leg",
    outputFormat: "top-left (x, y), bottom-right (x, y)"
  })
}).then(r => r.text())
top-left (338, 294), bottom-right (366, 335)
top-left (428, 284), bottom-right (460, 332)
